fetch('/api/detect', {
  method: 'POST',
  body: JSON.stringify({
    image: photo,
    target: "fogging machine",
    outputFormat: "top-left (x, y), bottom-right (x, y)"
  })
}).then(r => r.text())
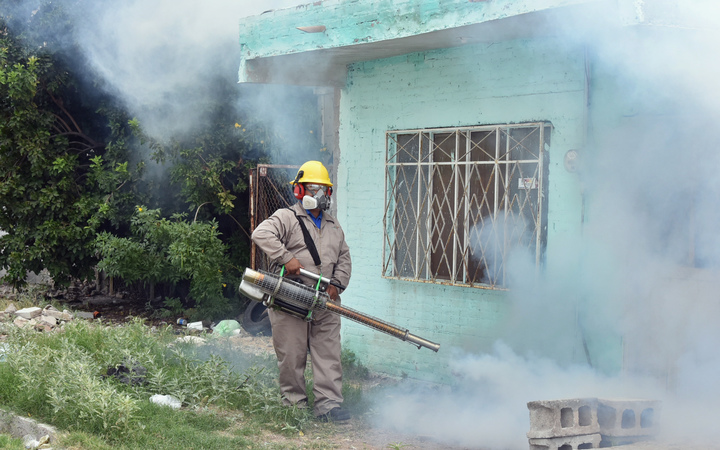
top-left (239, 267), bottom-right (440, 352)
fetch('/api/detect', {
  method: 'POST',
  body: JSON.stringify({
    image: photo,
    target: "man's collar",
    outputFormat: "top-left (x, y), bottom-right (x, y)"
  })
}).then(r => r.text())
top-left (305, 209), bottom-right (323, 219)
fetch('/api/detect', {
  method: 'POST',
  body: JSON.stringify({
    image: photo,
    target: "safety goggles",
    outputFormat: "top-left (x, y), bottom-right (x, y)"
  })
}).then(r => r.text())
top-left (304, 183), bottom-right (329, 195)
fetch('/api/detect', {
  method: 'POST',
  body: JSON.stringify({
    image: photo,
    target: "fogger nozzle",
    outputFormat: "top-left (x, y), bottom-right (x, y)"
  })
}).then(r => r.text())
top-left (240, 268), bottom-right (440, 352)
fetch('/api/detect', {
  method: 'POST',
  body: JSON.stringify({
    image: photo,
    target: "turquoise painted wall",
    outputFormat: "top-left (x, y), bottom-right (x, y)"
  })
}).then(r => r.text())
top-left (335, 36), bottom-right (589, 382)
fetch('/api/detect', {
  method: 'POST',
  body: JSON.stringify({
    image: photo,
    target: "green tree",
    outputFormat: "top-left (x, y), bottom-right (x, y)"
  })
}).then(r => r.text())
top-left (0, 0), bottom-right (327, 298)
top-left (141, 83), bottom-right (328, 275)
top-left (0, 12), bottom-right (138, 286)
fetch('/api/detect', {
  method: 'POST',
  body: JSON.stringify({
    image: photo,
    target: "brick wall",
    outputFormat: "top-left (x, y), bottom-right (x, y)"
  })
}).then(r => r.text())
top-left (336, 36), bottom-right (588, 382)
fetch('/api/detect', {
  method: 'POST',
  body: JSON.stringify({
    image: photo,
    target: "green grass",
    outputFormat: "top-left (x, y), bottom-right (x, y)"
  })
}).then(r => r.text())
top-left (0, 304), bottom-right (374, 449)
top-left (0, 433), bottom-right (24, 449)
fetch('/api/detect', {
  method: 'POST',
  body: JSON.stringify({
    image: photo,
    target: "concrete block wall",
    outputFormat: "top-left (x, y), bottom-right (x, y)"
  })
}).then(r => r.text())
top-left (527, 398), bottom-right (660, 449)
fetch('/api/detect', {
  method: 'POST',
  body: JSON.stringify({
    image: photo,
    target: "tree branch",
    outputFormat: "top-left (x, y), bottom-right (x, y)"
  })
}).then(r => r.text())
top-left (48, 90), bottom-right (82, 133)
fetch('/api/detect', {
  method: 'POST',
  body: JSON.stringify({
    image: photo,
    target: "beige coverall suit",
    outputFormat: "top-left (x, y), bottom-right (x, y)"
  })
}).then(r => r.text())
top-left (251, 202), bottom-right (352, 416)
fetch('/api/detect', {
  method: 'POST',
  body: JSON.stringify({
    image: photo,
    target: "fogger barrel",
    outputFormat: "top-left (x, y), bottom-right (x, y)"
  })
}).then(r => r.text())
top-left (240, 268), bottom-right (440, 352)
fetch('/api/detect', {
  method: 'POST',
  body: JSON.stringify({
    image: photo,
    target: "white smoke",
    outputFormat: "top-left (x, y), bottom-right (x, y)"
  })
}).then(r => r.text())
top-left (370, 2), bottom-right (720, 448)
top-left (65, 1), bottom-right (720, 446)
top-left (373, 342), bottom-right (662, 449)
top-left (7, 0), bottom-right (720, 446)
top-left (63, 0), bottom-right (304, 140)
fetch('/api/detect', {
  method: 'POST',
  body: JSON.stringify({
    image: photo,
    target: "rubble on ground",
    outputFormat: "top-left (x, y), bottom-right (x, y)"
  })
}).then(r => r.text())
top-left (0, 278), bottom-right (132, 304)
top-left (1, 303), bottom-right (75, 332)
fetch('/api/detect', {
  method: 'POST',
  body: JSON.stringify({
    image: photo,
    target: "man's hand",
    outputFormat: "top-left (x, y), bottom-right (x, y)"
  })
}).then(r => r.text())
top-left (284, 257), bottom-right (304, 275)
top-left (325, 285), bottom-right (339, 301)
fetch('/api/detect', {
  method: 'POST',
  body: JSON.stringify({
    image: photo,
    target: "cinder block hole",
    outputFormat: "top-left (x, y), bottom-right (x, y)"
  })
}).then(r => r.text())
top-left (640, 408), bottom-right (654, 428)
top-left (578, 405), bottom-right (592, 426)
top-left (578, 444), bottom-right (594, 449)
top-left (621, 409), bottom-right (636, 428)
top-left (561, 407), bottom-right (574, 427)
top-left (597, 405), bottom-right (616, 428)
top-left (559, 445), bottom-right (572, 450)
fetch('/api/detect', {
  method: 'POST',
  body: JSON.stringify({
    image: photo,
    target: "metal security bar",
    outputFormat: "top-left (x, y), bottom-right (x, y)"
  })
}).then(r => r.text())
top-left (383, 123), bottom-right (550, 289)
top-left (249, 164), bottom-right (300, 270)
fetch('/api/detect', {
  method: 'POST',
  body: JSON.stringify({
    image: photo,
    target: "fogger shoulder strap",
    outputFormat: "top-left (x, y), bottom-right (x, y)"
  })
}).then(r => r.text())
top-left (291, 209), bottom-right (321, 267)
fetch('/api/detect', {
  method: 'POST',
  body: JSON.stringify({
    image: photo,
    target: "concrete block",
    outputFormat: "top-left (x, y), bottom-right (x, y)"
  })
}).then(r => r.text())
top-left (597, 398), bottom-right (661, 437)
top-left (42, 309), bottom-right (66, 320)
top-left (529, 433), bottom-right (601, 450)
top-left (527, 398), bottom-right (600, 439)
top-left (15, 307), bottom-right (42, 319)
top-left (39, 315), bottom-right (57, 327)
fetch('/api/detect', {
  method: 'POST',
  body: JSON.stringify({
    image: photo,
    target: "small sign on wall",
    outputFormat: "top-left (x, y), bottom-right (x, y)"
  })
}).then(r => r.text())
top-left (518, 177), bottom-right (538, 190)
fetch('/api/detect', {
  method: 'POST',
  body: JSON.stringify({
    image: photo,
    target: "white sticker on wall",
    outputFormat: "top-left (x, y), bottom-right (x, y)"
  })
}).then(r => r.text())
top-left (518, 178), bottom-right (538, 190)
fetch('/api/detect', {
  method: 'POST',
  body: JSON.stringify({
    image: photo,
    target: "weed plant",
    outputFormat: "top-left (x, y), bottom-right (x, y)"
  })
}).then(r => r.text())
top-left (0, 318), bottom-right (317, 447)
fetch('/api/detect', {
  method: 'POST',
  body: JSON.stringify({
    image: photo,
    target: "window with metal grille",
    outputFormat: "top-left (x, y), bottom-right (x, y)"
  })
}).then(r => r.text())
top-left (383, 122), bottom-right (551, 289)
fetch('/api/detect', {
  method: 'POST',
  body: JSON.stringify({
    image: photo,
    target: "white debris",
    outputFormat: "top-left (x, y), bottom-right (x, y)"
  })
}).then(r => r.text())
top-left (150, 394), bottom-right (182, 409)
top-left (174, 336), bottom-right (207, 345)
top-left (39, 315), bottom-right (57, 327)
top-left (15, 307), bottom-right (42, 319)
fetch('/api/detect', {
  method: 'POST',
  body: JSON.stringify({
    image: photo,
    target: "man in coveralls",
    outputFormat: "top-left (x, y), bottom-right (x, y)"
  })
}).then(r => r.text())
top-left (251, 160), bottom-right (352, 422)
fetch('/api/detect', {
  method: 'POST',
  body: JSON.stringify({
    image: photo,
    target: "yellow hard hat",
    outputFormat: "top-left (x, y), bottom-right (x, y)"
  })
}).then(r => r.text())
top-left (292, 161), bottom-right (333, 186)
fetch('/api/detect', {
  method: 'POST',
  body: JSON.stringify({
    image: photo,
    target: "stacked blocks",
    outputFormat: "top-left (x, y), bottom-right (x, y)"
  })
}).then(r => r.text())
top-left (527, 398), bottom-right (601, 450)
top-left (527, 398), bottom-right (660, 449)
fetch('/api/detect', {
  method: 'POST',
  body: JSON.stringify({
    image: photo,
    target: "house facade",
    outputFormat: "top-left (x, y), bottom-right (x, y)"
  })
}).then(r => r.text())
top-left (238, 0), bottom-right (717, 384)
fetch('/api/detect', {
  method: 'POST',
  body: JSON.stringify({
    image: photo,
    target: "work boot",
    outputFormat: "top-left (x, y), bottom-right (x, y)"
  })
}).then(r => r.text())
top-left (316, 407), bottom-right (351, 422)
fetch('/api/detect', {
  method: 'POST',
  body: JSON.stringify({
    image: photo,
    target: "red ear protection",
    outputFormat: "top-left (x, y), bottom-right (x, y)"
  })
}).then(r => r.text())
top-left (293, 182), bottom-right (305, 200)
top-left (292, 170), bottom-right (305, 200)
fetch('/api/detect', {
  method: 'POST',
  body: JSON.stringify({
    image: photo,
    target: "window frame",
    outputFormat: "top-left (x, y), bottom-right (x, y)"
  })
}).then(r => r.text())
top-left (382, 122), bottom-right (551, 289)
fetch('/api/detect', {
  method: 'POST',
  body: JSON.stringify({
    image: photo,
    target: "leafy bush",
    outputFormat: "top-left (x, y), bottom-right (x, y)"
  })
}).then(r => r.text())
top-left (95, 206), bottom-right (234, 319)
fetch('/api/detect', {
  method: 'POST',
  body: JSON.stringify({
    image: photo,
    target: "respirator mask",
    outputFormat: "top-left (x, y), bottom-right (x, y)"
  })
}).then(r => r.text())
top-left (302, 183), bottom-right (331, 211)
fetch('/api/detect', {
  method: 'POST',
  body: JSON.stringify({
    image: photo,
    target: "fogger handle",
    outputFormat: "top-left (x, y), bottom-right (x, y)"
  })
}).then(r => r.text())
top-left (298, 268), bottom-right (346, 291)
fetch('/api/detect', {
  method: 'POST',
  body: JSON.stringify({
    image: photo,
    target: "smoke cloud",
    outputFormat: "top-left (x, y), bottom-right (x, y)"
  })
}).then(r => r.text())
top-left (64, 0), bottom-right (720, 446)
top-left (3, 0), bottom-right (307, 142)
top-left (6, 0), bottom-right (720, 447)
top-left (370, 3), bottom-right (720, 449)
top-left (70, 0), bottom-right (305, 141)
top-left (49, 1), bottom-right (720, 447)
